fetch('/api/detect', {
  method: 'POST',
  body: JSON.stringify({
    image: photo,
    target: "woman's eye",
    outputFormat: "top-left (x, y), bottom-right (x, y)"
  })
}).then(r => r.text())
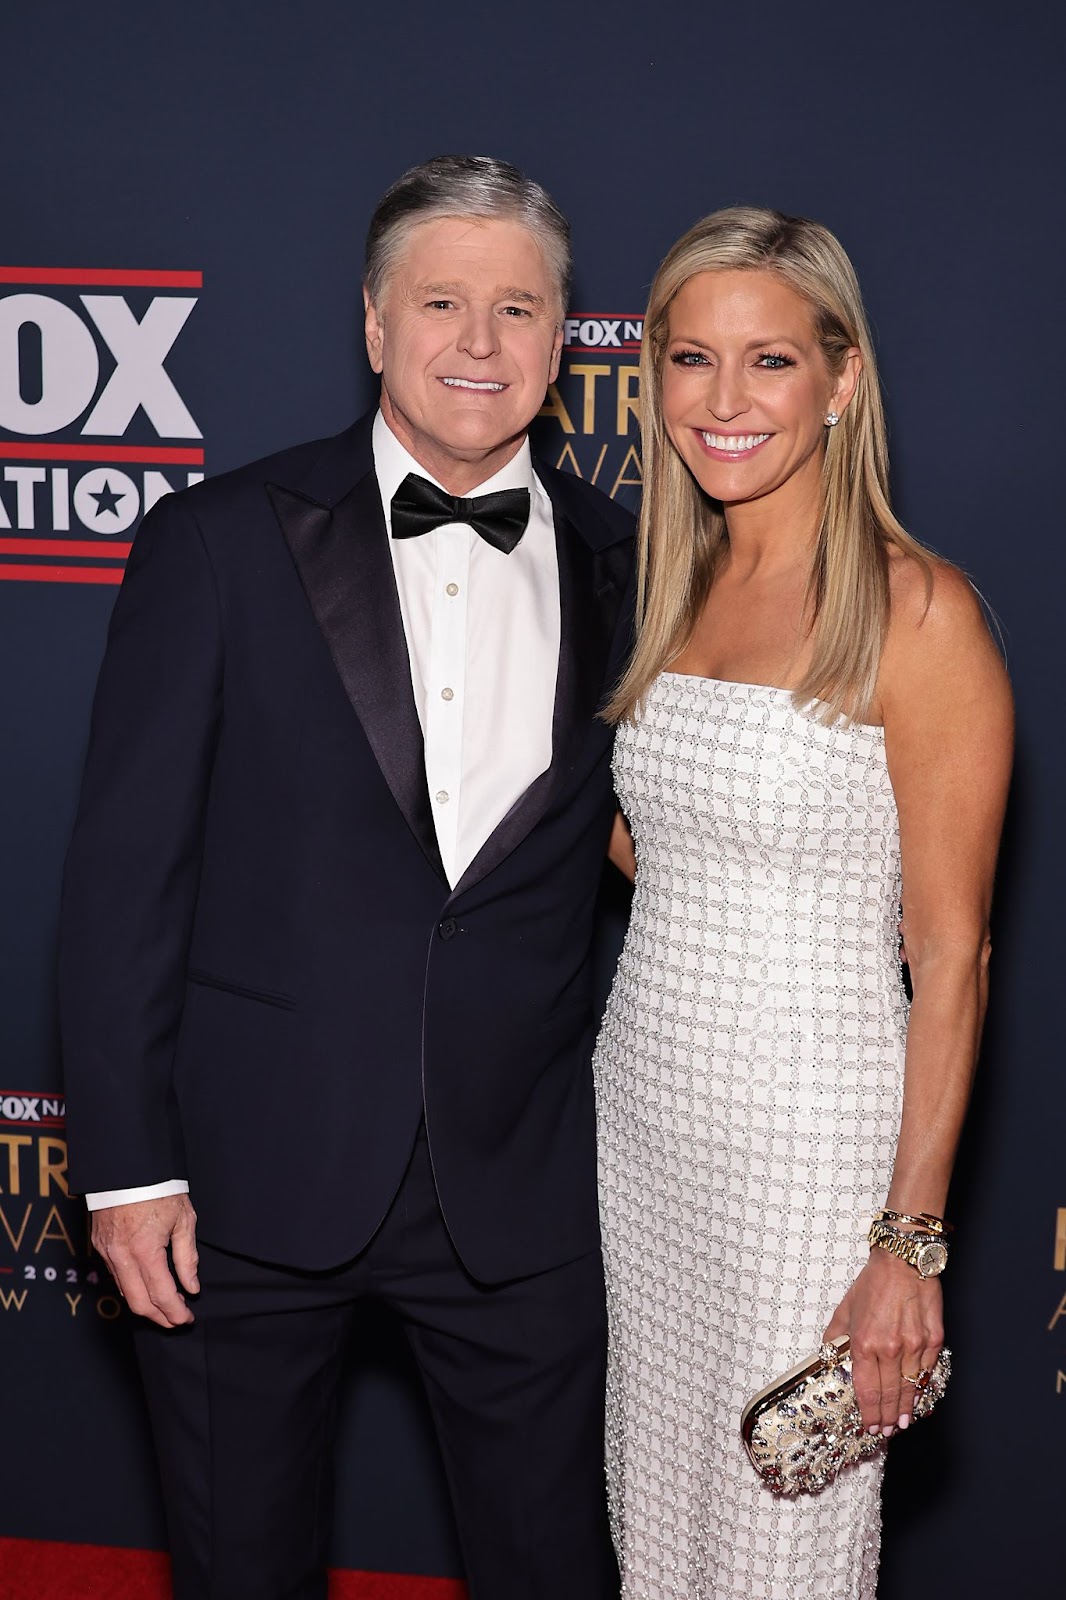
top-left (757, 352), bottom-right (795, 369)
top-left (670, 349), bottom-right (708, 367)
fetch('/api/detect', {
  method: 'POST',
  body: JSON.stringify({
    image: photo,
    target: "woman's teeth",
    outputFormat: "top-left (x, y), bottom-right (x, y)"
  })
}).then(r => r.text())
top-left (701, 432), bottom-right (771, 451)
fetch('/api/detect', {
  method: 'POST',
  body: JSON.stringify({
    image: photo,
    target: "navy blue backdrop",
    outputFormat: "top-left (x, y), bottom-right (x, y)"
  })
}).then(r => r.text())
top-left (2, 3), bottom-right (1063, 1594)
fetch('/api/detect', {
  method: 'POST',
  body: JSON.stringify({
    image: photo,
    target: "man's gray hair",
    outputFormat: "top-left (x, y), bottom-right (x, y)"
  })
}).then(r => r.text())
top-left (364, 154), bottom-right (572, 316)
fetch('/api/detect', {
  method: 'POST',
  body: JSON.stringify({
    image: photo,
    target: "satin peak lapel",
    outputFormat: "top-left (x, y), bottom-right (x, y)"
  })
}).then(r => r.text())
top-left (267, 476), bottom-right (446, 885)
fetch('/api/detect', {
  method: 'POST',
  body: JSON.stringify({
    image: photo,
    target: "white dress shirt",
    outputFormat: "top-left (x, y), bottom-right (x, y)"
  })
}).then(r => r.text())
top-left (85, 410), bottom-right (561, 1211)
top-left (375, 411), bottom-right (559, 884)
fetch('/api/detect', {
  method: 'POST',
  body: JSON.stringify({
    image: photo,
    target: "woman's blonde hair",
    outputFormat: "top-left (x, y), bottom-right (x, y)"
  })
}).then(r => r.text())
top-left (604, 206), bottom-right (929, 725)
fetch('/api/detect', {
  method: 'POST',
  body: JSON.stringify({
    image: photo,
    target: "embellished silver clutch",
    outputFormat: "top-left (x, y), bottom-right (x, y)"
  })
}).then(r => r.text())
top-left (741, 1334), bottom-right (951, 1495)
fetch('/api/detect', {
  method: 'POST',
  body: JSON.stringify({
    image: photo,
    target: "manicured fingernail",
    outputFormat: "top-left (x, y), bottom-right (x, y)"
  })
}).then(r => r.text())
top-left (898, 1414), bottom-right (910, 1430)
top-left (867, 1424), bottom-right (880, 1435)
top-left (882, 1425), bottom-right (894, 1438)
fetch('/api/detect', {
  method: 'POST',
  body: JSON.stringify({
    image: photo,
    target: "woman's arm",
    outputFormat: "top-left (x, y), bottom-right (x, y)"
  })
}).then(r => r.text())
top-left (825, 556), bottom-right (1013, 1436)
top-left (608, 808), bottom-right (636, 882)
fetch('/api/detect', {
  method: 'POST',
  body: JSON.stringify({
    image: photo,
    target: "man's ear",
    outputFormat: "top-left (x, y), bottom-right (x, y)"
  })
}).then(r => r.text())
top-left (548, 323), bottom-right (564, 386)
top-left (364, 285), bottom-right (384, 375)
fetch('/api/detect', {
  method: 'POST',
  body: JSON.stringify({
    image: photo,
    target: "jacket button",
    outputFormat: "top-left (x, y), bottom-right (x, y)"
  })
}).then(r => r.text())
top-left (438, 917), bottom-right (457, 941)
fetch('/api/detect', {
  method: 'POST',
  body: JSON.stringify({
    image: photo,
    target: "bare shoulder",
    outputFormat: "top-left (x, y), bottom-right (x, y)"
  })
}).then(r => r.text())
top-left (883, 549), bottom-right (1006, 681)
top-left (877, 548), bottom-right (1012, 736)
top-left (886, 547), bottom-right (984, 635)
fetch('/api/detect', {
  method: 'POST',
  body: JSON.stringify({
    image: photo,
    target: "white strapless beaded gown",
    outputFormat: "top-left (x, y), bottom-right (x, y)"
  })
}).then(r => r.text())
top-left (594, 674), bottom-right (909, 1600)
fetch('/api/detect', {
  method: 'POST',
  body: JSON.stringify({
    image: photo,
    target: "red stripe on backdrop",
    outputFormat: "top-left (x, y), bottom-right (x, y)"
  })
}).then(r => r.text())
top-left (0, 443), bottom-right (205, 464)
top-left (0, 540), bottom-right (133, 559)
top-left (0, 267), bottom-right (203, 287)
top-left (0, 564), bottom-right (125, 584)
top-left (0, 1540), bottom-right (468, 1599)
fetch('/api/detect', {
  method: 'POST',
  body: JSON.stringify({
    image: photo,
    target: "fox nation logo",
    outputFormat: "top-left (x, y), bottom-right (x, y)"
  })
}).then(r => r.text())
top-left (0, 267), bottom-right (204, 585)
top-left (0, 1089), bottom-right (119, 1323)
top-left (533, 313), bottom-right (644, 508)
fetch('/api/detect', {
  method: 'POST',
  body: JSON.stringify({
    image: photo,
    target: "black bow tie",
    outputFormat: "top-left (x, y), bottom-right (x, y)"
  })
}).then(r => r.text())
top-left (390, 472), bottom-right (530, 555)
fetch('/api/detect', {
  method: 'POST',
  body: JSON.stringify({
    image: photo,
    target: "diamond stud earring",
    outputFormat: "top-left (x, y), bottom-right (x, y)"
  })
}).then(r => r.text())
top-left (824, 411), bottom-right (840, 427)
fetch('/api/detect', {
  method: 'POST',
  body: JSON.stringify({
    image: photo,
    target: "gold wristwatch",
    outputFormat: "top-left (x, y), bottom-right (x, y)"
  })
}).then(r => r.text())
top-left (867, 1219), bottom-right (949, 1279)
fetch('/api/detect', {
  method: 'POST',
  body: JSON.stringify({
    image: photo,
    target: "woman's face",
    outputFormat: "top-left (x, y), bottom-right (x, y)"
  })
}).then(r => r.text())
top-left (660, 268), bottom-right (858, 515)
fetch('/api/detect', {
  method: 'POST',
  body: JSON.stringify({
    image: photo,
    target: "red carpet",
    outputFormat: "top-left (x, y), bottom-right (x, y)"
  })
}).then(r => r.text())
top-left (0, 1540), bottom-right (467, 1599)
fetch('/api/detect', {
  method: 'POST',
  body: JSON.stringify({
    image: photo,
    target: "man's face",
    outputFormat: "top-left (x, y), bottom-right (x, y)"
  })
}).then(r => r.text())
top-left (364, 215), bottom-right (564, 494)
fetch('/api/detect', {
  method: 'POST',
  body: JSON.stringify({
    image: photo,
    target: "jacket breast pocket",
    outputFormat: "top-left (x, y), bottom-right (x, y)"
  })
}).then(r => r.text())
top-left (186, 969), bottom-right (297, 1011)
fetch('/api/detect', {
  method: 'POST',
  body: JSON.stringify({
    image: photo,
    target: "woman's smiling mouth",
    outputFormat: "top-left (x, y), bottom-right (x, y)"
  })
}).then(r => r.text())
top-left (697, 430), bottom-right (772, 454)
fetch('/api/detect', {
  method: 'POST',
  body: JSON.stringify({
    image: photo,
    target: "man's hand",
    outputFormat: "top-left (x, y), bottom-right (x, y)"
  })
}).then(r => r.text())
top-left (92, 1194), bottom-right (200, 1328)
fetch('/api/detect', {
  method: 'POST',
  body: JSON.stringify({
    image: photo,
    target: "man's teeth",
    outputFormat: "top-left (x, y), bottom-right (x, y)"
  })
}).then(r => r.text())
top-left (702, 432), bottom-right (770, 451)
top-left (442, 378), bottom-right (506, 391)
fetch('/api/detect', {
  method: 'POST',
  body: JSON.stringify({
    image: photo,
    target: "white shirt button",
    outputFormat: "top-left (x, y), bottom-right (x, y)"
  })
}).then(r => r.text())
top-left (441, 687), bottom-right (454, 702)
top-left (445, 582), bottom-right (459, 596)
top-left (435, 789), bottom-right (449, 805)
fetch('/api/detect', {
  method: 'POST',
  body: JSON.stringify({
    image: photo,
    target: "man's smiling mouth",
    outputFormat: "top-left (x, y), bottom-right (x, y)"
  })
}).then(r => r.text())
top-left (440, 377), bottom-right (508, 391)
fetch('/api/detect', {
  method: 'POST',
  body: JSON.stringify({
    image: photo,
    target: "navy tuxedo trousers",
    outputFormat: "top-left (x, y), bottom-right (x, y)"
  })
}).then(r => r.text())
top-left (134, 1123), bottom-right (619, 1600)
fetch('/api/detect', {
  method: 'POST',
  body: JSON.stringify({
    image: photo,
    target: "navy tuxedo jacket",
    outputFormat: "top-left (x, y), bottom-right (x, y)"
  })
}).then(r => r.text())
top-left (60, 414), bottom-right (635, 1281)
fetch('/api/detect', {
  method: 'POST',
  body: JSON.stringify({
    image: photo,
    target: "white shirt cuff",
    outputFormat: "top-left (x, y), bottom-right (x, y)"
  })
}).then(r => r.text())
top-left (84, 1179), bottom-right (190, 1210)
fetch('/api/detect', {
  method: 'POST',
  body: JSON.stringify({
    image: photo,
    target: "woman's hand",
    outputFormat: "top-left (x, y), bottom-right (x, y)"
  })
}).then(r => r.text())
top-left (607, 809), bottom-right (636, 882)
top-left (823, 1250), bottom-right (944, 1436)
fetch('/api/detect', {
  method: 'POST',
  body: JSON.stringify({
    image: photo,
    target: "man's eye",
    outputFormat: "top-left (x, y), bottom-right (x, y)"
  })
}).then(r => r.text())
top-left (501, 305), bottom-right (531, 317)
top-left (427, 300), bottom-right (455, 311)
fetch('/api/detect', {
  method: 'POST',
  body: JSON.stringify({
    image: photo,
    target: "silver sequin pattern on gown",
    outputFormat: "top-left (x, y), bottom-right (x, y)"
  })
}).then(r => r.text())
top-left (595, 675), bottom-right (909, 1599)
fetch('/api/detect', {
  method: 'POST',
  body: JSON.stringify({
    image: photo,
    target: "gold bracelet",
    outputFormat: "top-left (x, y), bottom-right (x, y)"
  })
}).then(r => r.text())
top-left (873, 1208), bottom-right (953, 1235)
